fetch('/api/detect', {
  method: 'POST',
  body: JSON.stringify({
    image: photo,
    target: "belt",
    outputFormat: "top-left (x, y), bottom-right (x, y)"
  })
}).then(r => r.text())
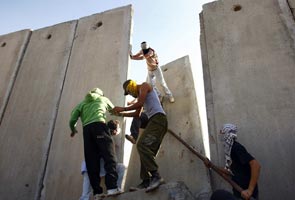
top-left (150, 112), bottom-right (166, 119)
top-left (148, 66), bottom-right (158, 71)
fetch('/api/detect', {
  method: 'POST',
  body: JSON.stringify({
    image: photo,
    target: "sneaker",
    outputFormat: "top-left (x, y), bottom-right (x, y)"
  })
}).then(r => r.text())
top-left (146, 176), bottom-right (164, 192)
top-left (125, 135), bottom-right (136, 144)
top-left (107, 188), bottom-right (121, 196)
top-left (94, 193), bottom-right (105, 200)
top-left (129, 179), bottom-right (150, 191)
top-left (169, 95), bottom-right (175, 103)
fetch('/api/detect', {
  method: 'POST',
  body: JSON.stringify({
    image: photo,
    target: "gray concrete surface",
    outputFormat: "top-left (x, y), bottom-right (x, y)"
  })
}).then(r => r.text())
top-left (288, 0), bottom-right (295, 14)
top-left (0, 5), bottom-right (132, 200)
top-left (0, 30), bottom-right (31, 124)
top-left (41, 6), bottom-right (132, 200)
top-left (124, 56), bottom-right (212, 199)
top-left (103, 182), bottom-right (196, 200)
top-left (200, 0), bottom-right (295, 199)
top-left (0, 21), bottom-right (77, 200)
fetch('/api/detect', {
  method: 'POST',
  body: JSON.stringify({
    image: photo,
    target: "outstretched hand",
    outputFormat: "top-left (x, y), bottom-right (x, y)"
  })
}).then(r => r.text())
top-left (112, 106), bottom-right (124, 113)
top-left (110, 107), bottom-right (124, 117)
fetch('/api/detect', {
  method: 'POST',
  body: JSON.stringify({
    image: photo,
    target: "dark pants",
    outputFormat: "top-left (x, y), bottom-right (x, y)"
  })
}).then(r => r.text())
top-left (130, 112), bottom-right (148, 140)
top-left (83, 122), bottom-right (118, 195)
top-left (137, 113), bottom-right (167, 180)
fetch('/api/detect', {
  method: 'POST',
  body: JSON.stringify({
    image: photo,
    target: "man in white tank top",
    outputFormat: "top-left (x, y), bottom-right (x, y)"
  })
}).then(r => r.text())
top-left (112, 79), bottom-right (168, 192)
top-left (130, 41), bottom-right (175, 103)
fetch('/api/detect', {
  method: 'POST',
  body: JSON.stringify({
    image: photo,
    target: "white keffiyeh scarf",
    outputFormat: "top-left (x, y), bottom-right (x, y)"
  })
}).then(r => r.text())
top-left (221, 124), bottom-right (237, 173)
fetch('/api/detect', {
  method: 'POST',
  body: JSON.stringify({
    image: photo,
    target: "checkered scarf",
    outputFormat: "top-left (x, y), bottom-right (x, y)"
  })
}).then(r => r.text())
top-left (221, 124), bottom-right (237, 172)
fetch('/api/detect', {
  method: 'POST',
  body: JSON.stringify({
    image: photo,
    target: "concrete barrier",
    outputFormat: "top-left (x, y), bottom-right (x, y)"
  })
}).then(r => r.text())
top-left (103, 182), bottom-right (196, 200)
top-left (0, 21), bottom-right (77, 200)
top-left (41, 6), bottom-right (132, 200)
top-left (0, 30), bottom-right (31, 123)
top-left (124, 56), bottom-right (211, 199)
top-left (200, 0), bottom-right (295, 199)
top-left (0, 5), bottom-right (132, 200)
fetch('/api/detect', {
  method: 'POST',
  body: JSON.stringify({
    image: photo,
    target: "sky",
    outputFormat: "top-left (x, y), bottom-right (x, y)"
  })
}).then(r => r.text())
top-left (0, 0), bottom-right (213, 159)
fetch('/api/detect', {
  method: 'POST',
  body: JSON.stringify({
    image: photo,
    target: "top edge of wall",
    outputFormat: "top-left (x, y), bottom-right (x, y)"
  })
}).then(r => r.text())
top-left (162, 55), bottom-right (190, 67)
top-left (0, 29), bottom-right (32, 37)
top-left (202, 0), bottom-right (219, 11)
top-left (0, 4), bottom-right (133, 37)
top-left (79, 4), bottom-right (133, 20)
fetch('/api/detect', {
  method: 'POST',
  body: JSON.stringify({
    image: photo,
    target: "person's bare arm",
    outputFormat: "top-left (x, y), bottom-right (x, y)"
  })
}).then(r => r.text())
top-left (121, 107), bottom-right (143, 118)
top-left (143, 49), bottom-right (153, 59)
top-left (111, 83), bottom-right (151, 114)
top-left (241, 159), bottom-right (261, 199)
top-left (127, 98), bottom-right (137, 106)
top-left (120, 82), bottom-right (150, 111)
top-left (130, 51), bottom-right (144, 60)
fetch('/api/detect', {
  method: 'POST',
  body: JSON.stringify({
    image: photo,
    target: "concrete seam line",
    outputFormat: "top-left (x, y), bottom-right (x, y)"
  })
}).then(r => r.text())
top-left (0, 30), bottom-right (32, 125)
top-left (34, 21), bottom-right (79, 200)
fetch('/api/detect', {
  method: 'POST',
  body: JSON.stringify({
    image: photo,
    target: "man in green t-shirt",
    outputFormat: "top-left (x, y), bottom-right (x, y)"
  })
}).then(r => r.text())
top-left (69, 88), bottom-right (120, 199)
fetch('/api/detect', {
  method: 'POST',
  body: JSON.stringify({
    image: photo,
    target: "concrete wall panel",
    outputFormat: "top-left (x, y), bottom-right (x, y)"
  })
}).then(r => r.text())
top-left (107, 182), bottom-right (196, 200)
top-left (125, 56), bottom-right (211, 199)
top-left (42, 6), bottom-right (132, 200)
top-left (201, 0), bottom-right (295, 199)
top-left (0, 22), bottom-right (77, 200)
top-left (0, 30), bottom-right (31, 123)
top-left (288, 0), bottom-right (295, 14)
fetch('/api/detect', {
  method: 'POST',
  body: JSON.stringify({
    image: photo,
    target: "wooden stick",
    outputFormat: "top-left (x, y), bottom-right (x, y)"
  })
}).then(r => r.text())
top-left (167, 129), bottom-right (256, 200)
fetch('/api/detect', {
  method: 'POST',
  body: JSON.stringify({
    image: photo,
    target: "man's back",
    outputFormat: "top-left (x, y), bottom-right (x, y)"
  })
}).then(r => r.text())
top-left (143, 88), bottom-right (165, 119)
top-left (231, 141), bottom-right (258, 198)
top-left (69, 89), bottom-right (114, 132)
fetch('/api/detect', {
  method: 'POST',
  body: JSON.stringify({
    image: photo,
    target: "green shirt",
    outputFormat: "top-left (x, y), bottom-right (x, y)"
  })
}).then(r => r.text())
top-left (69, 91), bottom-right (114, 132)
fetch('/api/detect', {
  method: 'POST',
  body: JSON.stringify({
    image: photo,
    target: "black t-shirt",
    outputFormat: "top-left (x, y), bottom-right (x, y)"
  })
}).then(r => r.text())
top-left (230, 141), bottom-right (258, 198)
